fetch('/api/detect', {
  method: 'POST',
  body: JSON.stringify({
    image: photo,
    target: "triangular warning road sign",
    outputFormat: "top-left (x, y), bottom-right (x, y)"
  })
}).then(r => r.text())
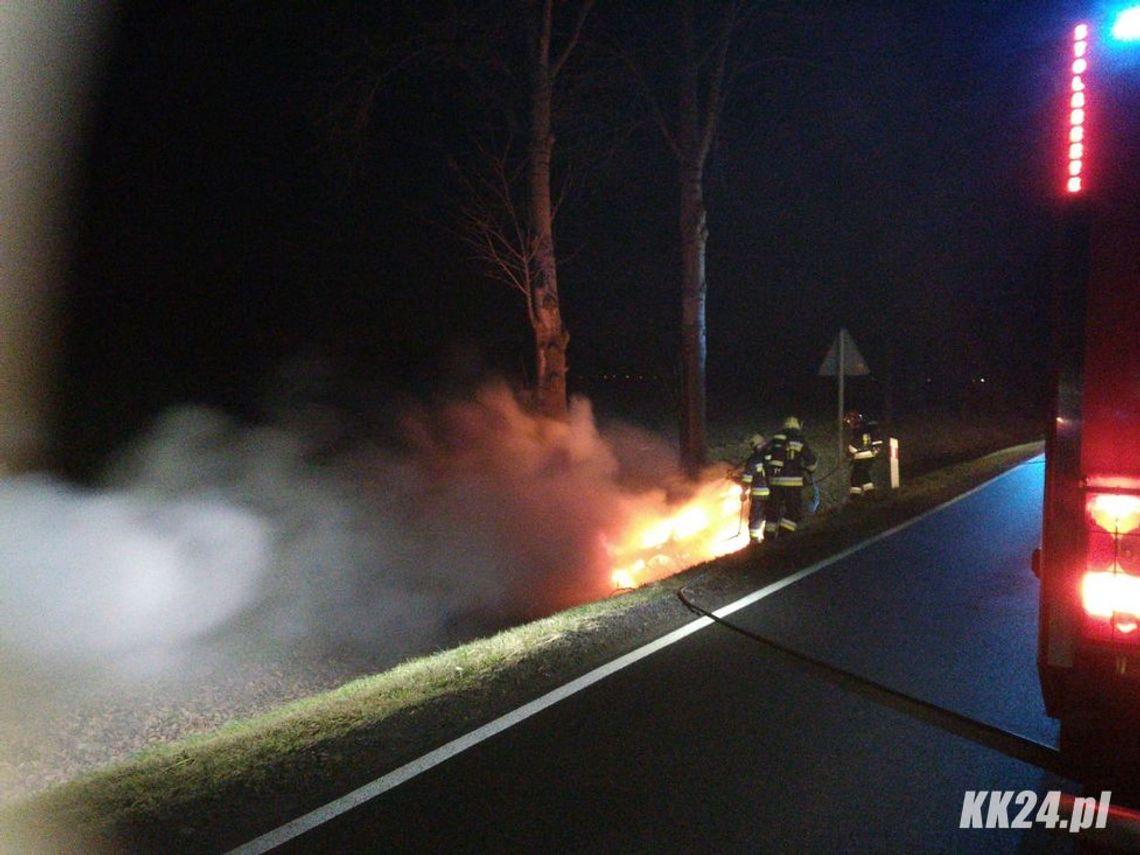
top-left (818, 328), bottom-right (870, 376)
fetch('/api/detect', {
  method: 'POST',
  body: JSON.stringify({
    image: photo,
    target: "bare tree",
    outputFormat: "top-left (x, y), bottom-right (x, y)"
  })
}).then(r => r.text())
top-left (676, 0), bottom-right (737, 474)
top-left (623, 0), bottom-right (761, 475)
top-left (320, 1), bottom-right (595, 420)
top-left (628, 1), bottom-right (740, 474)
top-left (447, 1), bottom-right (594, 420)
top-left (453, 137), bottom-right (545, 369)
top-left (521, 0), bottom-right (593, 419)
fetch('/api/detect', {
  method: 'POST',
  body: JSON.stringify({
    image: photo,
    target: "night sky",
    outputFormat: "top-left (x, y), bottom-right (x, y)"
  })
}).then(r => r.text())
top-left (58, 0), bottom-right (1081, 470)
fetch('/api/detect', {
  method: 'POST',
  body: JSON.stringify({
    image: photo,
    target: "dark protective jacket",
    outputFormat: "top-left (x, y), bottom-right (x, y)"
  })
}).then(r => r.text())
top-left (762, 428), bottom-right (818, 487)
top-left (847, 419), bottom-right (881, 460)
top-left (741, 449), bottom-right (770, 497)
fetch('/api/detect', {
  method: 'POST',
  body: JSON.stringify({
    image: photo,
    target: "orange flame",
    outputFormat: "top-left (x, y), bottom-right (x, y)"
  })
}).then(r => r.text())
top-left (608, 479), bottom-right (752, 590)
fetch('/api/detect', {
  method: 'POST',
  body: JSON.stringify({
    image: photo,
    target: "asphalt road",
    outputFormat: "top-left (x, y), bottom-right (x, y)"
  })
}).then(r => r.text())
top-left (276, 457), bottom-right (1082, 854)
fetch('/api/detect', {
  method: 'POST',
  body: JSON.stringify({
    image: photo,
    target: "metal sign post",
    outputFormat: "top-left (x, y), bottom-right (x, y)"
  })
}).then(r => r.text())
top-left (818, 329), bottom-right (870, 461)
top-left (838, 334), bottom-right (845, 460)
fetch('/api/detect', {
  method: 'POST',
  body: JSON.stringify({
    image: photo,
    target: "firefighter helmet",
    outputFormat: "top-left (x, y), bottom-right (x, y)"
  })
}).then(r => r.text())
top-left (782, 416), bottom-right (801, 431)
top-left (843, 410), bottom-right (863, 428)
top-left (748, 433), bottom-right (765, 448)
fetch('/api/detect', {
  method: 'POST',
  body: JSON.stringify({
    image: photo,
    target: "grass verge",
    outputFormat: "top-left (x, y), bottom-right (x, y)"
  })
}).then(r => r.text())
top-left (1, 441), bottom-right (1043, 855)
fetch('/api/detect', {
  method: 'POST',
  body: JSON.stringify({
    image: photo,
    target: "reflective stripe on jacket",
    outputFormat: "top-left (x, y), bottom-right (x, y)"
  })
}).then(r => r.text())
top-left (848, 427), bottom-right (879, 460)
top-left (762, 429), bottom-right (817, 487)
top-left (741, 449), bottom-right (770, 497)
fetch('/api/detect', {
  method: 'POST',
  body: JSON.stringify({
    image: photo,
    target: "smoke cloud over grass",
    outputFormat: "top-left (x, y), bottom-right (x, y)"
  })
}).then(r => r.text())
top-left (0, 381), bottom-right (745, 800)
top-left (0, 478), bottom-right (269, 675)
top-left (0, 386), bottom-right (1036, 808)
top-left (95, 385), bottom-right (690, 657)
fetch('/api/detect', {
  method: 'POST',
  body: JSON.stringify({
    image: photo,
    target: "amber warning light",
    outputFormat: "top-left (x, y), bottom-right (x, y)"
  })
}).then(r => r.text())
top-left (1066, 23), bottom-right (1090, 193)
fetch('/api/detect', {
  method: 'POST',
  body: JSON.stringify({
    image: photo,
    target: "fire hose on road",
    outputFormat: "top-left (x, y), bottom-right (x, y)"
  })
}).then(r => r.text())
top-left (676, 585), bottom-right (1140, 850)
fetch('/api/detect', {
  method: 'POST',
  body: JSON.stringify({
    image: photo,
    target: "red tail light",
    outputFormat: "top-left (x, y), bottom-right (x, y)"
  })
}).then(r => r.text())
top-left (1081, 492), bottom-right (1140, 643)
top-left (1082, 568), bottom-right (1140, 640)
top-left (1087, 493), bottom-right (1140, 535)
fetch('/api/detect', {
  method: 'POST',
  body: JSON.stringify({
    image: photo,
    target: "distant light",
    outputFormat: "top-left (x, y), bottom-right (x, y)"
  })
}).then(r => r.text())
top-left (1071, 91), bottom-right (1086, 108)
top-left (1075, 23), bottom-right (1089, 39)
top-left (1070, 142), bottom-right (1084, 159)
top-left (1073, 57), bottom-right (1088, 73)
top-left (1075, 39), bottom-right (1088, 57)
top-left (1070, 160), bottom-right (1083, 176)
top-left (1072, 75), bottom-right (1085, 91)
top-left (1112, 7), bottom-right (1140, 41)
top-left (1070, 126), bottom-right (1084, 142)
top-left (1071, 108), bottom-right (1086, 125)
top-left (1068, 176), bottom-right (1083, 192)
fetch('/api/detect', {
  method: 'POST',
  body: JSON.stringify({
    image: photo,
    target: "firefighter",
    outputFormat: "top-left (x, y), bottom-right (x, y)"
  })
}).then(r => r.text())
top-left (740, 433), bottom-right (769, 543)
top-left (844, 410), bottom-right (880, 499)
top-left (762, 417), bottom-right (817, 539)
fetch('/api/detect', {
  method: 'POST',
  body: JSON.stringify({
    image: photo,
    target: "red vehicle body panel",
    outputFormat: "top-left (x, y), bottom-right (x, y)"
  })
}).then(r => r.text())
top-left (1038, 15), bottom-right (1140, 720)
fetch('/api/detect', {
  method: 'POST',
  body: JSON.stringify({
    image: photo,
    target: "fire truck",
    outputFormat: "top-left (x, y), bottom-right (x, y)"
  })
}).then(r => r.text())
top-left (1035, 7), bottom-right (1140, 771)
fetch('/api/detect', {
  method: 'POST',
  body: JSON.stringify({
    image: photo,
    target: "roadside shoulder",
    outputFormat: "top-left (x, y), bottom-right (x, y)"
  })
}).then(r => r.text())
top-left (1, 442), bottom-right (1044, 854)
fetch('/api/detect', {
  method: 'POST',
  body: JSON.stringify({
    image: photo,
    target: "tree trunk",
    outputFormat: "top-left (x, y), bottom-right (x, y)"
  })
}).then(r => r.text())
top-left (679, 165), bottom-right (708, 475)
top-left (527, 0), bottom-right (569, 421)
top-left (677, 0), bottom-right (708, 475)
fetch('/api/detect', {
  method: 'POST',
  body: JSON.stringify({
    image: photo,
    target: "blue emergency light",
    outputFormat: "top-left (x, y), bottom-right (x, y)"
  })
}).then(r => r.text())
top-left (1113, 6), bottom-right (1140, 40)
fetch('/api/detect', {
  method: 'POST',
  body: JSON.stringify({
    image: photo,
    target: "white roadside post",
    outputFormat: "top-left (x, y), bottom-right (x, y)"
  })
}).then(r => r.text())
top-left (889, 437), bottom-right (900, 488)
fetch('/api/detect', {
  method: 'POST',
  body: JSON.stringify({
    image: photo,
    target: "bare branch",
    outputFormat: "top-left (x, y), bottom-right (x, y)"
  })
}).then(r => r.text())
top-left (728, 54), bottom-right (834, 91)
top-left (617, 47), bottom-right (681, 160)
top-left (551, 165), bottom-right (573, 223)
top-left (450, 136), bottom-right (544, 319)
top-left (697, 0), bottom-right (740, 165)
top-left (551, 0), bottom-right (595, 82)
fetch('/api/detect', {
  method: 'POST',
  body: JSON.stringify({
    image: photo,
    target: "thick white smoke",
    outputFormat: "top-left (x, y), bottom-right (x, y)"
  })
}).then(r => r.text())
top-left (1, 384), bottom-right (704, 688)
top-left (1, 382), bottom-right (736, 801)
top-left (0, 477), bottom-right (268, 674)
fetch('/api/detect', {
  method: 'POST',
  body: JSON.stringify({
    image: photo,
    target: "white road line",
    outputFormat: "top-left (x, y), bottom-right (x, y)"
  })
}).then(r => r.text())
top-left (227, 457), bottom-right (1040, 854)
